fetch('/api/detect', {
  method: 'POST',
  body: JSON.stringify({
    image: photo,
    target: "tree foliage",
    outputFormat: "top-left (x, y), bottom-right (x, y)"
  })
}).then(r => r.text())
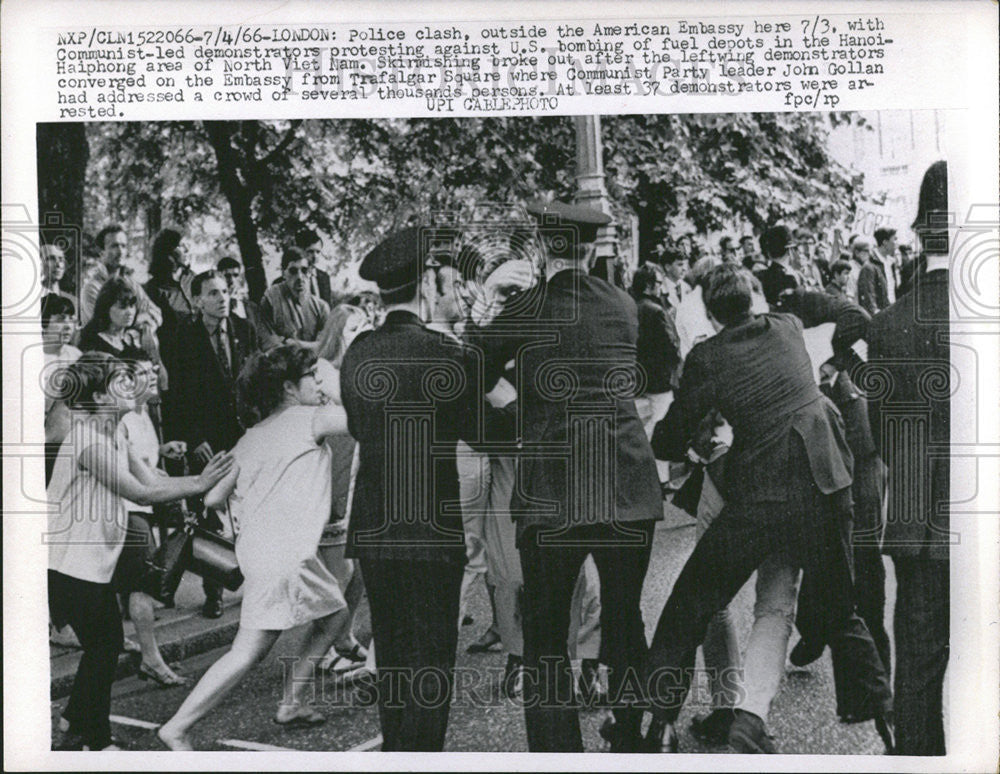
top-left (71, 112), bottom-right (866, 291)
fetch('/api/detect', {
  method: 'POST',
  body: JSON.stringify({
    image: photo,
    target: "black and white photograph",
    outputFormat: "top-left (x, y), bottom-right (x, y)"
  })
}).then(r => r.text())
top-left (34, 111), bottom-right (952, 755)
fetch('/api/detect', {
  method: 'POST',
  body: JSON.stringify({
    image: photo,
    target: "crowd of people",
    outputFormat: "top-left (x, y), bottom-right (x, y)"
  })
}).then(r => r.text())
top-left (45, 161), bottom-right (950, 756)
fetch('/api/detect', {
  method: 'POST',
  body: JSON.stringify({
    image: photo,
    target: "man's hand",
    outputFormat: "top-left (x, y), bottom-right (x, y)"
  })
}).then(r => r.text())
top-left (192, 441), bottom-right (214, 467)
top-left (159, 441), bottom-right (187, 460)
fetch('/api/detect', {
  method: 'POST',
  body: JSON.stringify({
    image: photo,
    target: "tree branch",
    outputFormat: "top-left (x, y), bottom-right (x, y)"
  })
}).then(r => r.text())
top-left (257, 120), bottom-right (303, 168)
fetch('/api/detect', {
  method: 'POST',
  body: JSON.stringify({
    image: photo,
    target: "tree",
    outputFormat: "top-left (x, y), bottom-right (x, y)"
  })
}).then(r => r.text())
top-left (36, 123), bottom-right (89, 289)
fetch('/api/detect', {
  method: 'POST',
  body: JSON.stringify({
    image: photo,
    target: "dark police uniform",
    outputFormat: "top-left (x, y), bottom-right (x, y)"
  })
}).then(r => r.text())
top-left (476, 201), bottom-right (663, 752)
top-left (340, 227), bottom-right (515, 751)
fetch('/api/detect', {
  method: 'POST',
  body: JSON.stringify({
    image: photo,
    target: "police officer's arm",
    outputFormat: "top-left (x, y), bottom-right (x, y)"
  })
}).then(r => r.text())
top-left (650, 343), bottom-right (715, 461)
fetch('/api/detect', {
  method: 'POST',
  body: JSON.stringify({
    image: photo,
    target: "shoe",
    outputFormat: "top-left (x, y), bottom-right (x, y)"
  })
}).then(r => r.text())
top-left (122, 637), bottom-right (141, 654)
top-left (874, 711), bottom-right (895, 754)
top-left (728, 709), bottom-right (777, 753)
top-left (467, 627), bottom-right (501, 654)
top-left (576, 658), bottom-right (606, 707)
top-left (137, 662), bottom-right (189, 687)
top-left (639, 717), bottom-right (679, 753)
top-left (335, 642), bottom-right (368, 663)
top-left (501, 654), bottom-right (523, 699)
top-left (690, 708), bottom-right (736, 746)
top-left (273, 707), bottom-right (325, 727)
top-left (599, 717), bottom-right (643, 753)
top-left (789, 637), bottom-right (825, 668)
top-left (49, 624), bottom-right (81, 649)
top-left (53, 731), bottom-right (86, 751)
top-left (201, 596), bottom-right (224, 619)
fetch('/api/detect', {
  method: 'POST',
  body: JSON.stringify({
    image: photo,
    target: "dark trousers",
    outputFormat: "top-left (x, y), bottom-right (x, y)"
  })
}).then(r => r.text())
top-left (48, 570), bottom-right (123, 749)
top-left (359, 557), bottom-right (464, 752)
top-left (518, 521), bottom-right (656, 752)
top-left (644, 486), bottom-right (891, 724)
top-left (892, 555), bottom-right (949, 755)
top-left (796, 453), bottom-right (891, 717)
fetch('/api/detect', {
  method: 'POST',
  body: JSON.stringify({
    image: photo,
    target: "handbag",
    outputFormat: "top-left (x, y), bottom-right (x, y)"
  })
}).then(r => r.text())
top-left (188, 505), bottom-right (243, 591)
top-left (142, 527), bottom-right (193, 604)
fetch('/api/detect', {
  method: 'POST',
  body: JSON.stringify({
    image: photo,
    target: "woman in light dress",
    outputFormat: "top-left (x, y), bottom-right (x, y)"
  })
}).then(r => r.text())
top-left (158, 345), bottom-right (354, 750)
top-left (314, 304), bottom-right (371, 673)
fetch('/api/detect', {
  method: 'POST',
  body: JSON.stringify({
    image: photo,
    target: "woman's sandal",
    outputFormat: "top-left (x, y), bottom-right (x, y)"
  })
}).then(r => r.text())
top-left (137, 663), bottom-right (189, 687)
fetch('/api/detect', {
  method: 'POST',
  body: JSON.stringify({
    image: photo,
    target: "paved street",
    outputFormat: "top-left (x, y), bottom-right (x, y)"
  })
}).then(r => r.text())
top-left (50, 506), bottom-right (894, 755)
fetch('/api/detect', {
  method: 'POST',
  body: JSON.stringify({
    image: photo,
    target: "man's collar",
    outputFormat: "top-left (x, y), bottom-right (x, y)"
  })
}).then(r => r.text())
top-left (201, 313), bottom-right (227, 335)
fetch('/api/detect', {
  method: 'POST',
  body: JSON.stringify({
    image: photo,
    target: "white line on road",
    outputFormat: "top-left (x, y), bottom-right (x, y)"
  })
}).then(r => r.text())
top-left (218, 739), bottom-right (299, 752)
top-left (348, 735), bottom-right (382, 751)
top-left (109, 714), bottom-right (160, 730)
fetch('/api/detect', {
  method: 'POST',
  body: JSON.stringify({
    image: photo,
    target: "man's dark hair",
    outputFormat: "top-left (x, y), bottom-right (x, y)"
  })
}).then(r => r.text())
top-left (703, 264), bottom-right (754, 327)
top-left (192, 269), bottom-right (225, 297)
top-left (830, 259), bottom-right (852, 276)
top-left (95, 224), bottom-right (125, 251)
top-left (216, 255), bottom-right (242, 273)
top-left (740, 234), bottom-right (755, 244)
top-left (659, 246), bottom-right (685, 266)
top-left (41, 293), bottom-right (76, 327)
top-left (760, 226), bottom-right (791, 259)
top-left (281, 246), bottom-right (309, 271)
top-left (719, 235), bottom-right (734, 251)
top-left (294, 228), bottom-right (322, 251)
top-left (631, 263), bottom-right (661, 298)
top-left (873, 227), bottom-right (897, 246)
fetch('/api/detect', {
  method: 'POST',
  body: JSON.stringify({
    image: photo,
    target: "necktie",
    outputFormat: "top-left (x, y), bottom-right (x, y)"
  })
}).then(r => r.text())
top-left (215, 326), bottom-right (232, 376)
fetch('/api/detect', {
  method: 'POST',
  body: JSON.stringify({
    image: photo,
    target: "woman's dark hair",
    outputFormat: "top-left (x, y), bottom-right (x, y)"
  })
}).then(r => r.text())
top-left (631, 263), bottom-right (661, 299)
top-left (703, 264), bottom-right (755, 327)
top-left (149, 228), bottom-right (183, 285)
top-left (41, 293), bottom-right (76, 327)
top-left (57, 351), bottom-right (130, 412)
top-left (237, 344), bottom-right (317, 426)
top-left (78, 277), bottom-right (137, 345)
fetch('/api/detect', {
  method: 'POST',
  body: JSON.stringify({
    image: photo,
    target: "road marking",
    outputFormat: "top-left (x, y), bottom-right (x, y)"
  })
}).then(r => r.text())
top-left (109, 714), bottom-right (161, 730)
top-left (348, 735), bottom-right (382, 751)
top-left (218, 739), bottom-right (299, 752)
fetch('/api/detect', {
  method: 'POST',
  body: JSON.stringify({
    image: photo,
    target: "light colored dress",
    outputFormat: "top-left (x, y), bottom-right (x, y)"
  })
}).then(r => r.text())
top-left (229, 405), bottom-right (346, 630)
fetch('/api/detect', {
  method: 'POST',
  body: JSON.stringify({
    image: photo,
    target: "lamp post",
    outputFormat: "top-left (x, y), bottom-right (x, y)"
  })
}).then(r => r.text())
top-left (573, 115), bottom-right (619, 281)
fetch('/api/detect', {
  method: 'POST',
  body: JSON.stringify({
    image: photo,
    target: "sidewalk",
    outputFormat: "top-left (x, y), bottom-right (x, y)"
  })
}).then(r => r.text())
top-left (49, 573), bottom-right (242, 699)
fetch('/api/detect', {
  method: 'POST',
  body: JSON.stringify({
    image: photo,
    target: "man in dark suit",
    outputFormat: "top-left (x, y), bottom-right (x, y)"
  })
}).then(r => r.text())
top-left (863, 160), bottom-right (951, 756)
top-left (340, 227), bottom-right (517, 751)
top-left (169, 269), bottom-right (258, 617)
top-left (772, 289), bottom-right (891, 688)
top-left (645, 264), bottom-right (892, 753)
top-left (755, 225), bottom-right (801, 306)
top-left (489, 201), bottom-right (664, 753)
top-left (857, 226), bottom-right (898, 315)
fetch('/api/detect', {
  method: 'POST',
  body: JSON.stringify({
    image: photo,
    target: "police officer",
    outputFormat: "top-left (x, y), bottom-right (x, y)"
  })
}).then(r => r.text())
top-left (339, 227), bottom-right (517, 751)
top-left (482, 201), bottom-right (664, 752)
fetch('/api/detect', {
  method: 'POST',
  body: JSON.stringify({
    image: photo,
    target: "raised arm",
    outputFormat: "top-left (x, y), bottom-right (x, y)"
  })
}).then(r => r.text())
top-left (312, 403), bottom-right (349, 442)
top-left (82, 443), bottom-right (234, 506)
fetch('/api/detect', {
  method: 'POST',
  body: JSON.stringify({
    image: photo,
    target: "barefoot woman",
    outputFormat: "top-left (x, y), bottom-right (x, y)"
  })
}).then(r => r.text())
top-left (158, 345), bottom-right (353, 749)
